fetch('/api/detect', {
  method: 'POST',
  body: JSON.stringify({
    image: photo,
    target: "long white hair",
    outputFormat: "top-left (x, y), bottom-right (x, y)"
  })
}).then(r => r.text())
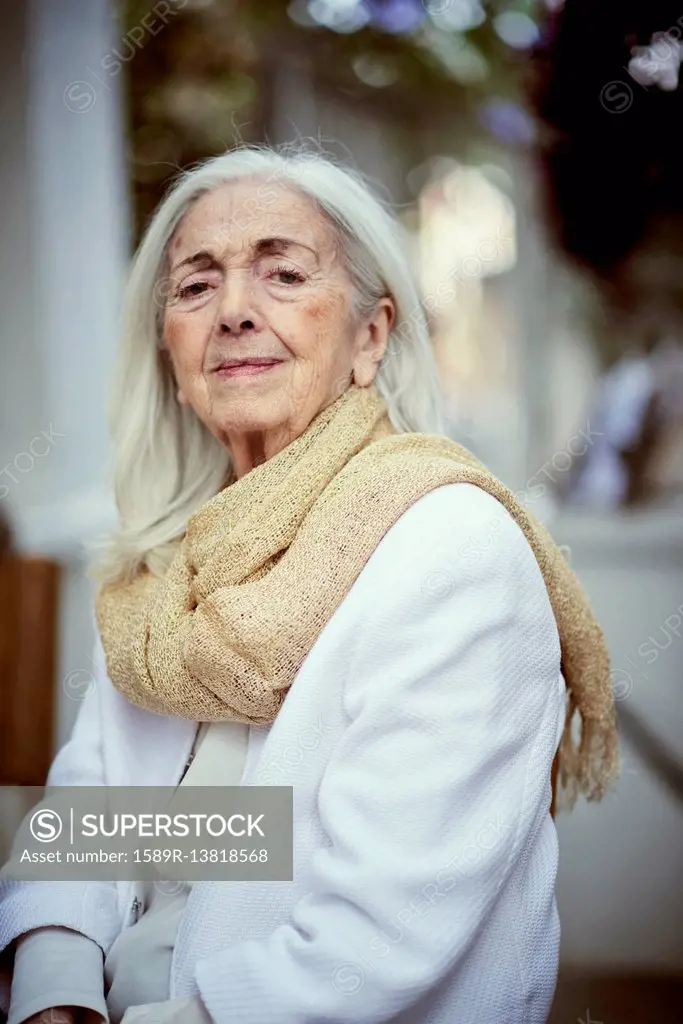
top-left (90, 143), bottom-right (446, 586)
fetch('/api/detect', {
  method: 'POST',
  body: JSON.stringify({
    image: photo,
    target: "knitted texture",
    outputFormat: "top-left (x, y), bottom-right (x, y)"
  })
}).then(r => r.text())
top-left (95, 382), bottom-right (619, 808)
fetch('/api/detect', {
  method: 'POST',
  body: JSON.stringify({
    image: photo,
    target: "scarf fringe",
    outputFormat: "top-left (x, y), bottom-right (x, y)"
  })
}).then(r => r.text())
top-left (555, 694), bottom-right (621, 811)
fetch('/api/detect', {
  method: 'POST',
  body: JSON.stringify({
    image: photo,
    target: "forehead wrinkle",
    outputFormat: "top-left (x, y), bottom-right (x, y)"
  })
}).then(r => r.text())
top-left (174, 186), bottom-right (340, 269)
top-left (168, 238), bottom-right (320, 277)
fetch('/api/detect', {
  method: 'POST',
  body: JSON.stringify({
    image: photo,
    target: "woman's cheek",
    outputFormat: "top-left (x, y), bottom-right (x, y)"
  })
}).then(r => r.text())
top-left (164, 311), bottom-right (209, 371)
top-left (163, 311), bottom-right (187, 352)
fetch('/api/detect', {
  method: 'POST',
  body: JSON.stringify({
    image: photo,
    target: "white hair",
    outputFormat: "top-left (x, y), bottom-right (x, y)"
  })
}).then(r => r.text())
top-left (90, 142), bottom-right (446, 586)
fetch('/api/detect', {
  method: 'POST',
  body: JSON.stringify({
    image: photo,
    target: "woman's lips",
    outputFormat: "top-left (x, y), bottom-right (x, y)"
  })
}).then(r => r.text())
top-left (215, 360), bottom-right (284, 378)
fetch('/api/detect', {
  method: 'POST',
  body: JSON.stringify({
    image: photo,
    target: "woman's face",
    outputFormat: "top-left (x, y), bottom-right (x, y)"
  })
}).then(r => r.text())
top-left (162, 177), bottom-right (394, 464)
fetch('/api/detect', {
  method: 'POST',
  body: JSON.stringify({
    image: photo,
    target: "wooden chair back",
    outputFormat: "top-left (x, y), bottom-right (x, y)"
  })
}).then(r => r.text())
top-left (0, 551), bottom-right (60, 785)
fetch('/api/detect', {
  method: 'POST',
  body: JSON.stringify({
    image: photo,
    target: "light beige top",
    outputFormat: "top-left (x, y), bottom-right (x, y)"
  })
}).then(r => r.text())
top-left (104, 719), bottom-right (249, 1023)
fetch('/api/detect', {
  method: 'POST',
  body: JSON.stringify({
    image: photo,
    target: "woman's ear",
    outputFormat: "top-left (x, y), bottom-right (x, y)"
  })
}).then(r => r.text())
top-left (352, 297), bottom-right (395, 387)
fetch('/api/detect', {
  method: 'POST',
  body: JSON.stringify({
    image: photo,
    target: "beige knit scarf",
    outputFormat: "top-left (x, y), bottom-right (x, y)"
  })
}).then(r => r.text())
top-left (95, 382), bottom-right (619, 809)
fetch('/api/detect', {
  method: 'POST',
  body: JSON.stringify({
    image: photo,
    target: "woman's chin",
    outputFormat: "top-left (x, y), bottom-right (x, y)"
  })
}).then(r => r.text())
top-left (210, 398), bottom-right (294, 438)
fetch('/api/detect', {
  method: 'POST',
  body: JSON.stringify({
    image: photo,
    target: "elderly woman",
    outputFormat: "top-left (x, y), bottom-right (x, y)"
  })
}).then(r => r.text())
top-left (0, 146), bottom-right (618, 1024)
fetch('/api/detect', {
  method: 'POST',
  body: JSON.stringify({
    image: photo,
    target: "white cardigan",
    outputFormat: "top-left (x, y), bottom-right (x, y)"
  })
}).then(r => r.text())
top-left (0, 483), bottom-right (566, 1024)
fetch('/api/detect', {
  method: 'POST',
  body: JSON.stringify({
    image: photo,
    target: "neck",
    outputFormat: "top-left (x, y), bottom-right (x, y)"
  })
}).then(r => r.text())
top-left (226, 426), bottom-right (299, 479)
top-left (228, 432), bottom-right (269, 479)
top-left (224, 385), bottom-right (366, 480)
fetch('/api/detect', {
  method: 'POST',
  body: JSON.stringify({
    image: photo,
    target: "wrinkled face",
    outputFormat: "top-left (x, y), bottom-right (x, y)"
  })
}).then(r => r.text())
top-left (161, 177), bottom-right (392, 457)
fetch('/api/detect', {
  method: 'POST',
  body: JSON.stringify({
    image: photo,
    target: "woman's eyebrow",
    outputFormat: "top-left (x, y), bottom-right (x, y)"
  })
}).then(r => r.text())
top-left (253, 236), bottom-right (318, 260)
top-left (170, 249), bottom-right (217, 274)
top-left (170, 237), bottom-right (319, 275)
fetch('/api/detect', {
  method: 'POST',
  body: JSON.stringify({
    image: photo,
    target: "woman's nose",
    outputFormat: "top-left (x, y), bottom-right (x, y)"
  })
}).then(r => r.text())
top-left (216, 274), bottom-right (259, 334)
top-left (219, 314), bottom-right (255, 334)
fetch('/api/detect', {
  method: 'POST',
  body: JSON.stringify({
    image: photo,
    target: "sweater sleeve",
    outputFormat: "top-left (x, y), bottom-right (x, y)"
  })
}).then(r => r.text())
top-left (7, 927), bottom-right (107, 1024)
top-left (0, 634), bottom-right (122, 1017)
top-left (193, 483), bottom-right (565, 1024)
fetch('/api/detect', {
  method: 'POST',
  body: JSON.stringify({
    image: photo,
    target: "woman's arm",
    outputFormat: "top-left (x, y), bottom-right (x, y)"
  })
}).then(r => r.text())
top-left (0, 634), bottom-right (121, 1019)
top-left (192, 483), bottom-right (565, 1024)
top-left (7, 928), bottom-right (108, 1024)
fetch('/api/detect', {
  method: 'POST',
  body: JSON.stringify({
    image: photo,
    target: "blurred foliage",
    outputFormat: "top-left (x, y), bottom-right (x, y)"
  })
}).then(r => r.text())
top-left (120, 0), bottom-right (547, 239)
top-left (530, 0), bottom-right (683, 359)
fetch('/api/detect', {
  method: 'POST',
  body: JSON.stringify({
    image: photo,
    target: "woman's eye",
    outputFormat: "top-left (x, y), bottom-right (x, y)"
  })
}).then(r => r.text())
top-left (178, 281), bottom-right (210, 299)
top-left (268, 265), bottom-right (306, 285)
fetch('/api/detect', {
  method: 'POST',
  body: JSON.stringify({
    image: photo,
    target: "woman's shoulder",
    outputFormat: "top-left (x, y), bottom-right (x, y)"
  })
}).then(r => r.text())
top-left (337, 480), bottom-right (562, 716)
top-left (339, 482), bottom-right (554, 628)
top-left (372, 482), bottom-right (534, 574)
top-left (388, 480), bottom-right (509, 527)
top-left (337, 480), bottom-right (560, 671)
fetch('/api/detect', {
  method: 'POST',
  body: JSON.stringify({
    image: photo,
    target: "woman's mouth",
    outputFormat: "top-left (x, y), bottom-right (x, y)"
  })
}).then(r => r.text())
top-left (215, 359), bottom-right (284, 379)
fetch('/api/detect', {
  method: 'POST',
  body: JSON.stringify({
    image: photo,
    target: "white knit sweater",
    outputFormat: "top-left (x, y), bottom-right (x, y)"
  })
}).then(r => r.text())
top-left (0, 483), bottom-right (566, 1024)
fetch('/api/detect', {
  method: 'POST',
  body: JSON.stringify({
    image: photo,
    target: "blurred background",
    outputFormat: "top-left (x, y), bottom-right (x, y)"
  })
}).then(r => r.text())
top-left (1, 0), bottom-right (682, 1020)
